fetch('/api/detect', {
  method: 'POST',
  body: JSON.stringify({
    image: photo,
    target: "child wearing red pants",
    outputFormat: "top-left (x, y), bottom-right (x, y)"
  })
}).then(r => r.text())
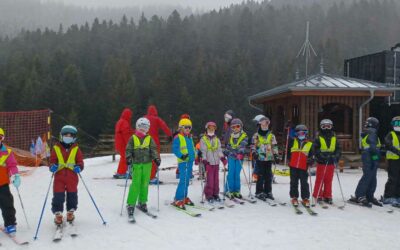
top-left (49, 125), bottom-right (84, 225)
top-left (313, 119), bottom-right (341, 205)
top-left (200, 122), bottom-right (227, 204)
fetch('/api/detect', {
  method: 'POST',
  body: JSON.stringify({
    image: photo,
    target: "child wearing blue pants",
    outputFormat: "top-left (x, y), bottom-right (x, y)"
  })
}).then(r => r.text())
top-left (172, 118), bottom-right (196, 209)
top-left (224, 118), bottom-right (248, 199)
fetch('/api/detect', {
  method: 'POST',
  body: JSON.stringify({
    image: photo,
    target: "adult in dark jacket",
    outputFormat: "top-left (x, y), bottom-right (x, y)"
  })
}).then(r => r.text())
top-left (114, 108), bottom-right (134, 178)
top-left (144, 105), bottom-right (172, 184)
top-left (383, 116), bottom-right (400, 205)
top-left (312, 119), bottom-right (341, 204)
top-left (351, 117), bottom-right (382, 207)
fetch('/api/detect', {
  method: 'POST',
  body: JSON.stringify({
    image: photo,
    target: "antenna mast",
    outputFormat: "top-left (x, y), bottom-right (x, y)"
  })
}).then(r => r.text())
top-left (296, 21), bottom-right (317, 83)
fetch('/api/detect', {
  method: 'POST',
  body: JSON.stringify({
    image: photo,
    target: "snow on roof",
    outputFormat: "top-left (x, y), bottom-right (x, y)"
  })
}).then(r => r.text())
top-left (249, 73), bottom-right (397, 101)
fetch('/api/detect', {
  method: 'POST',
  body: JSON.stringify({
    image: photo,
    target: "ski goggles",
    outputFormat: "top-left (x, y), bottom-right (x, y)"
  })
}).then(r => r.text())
top-left (320, 124), bottom-right (332, 130)
top-left (231, 124), bottom-right (241, 129)
top-left (393, 120), bottom-right (400, 127)
top-left (296, 131), bottom-right (308, 137)
top-left (183, 126), bottom-right (192, 130)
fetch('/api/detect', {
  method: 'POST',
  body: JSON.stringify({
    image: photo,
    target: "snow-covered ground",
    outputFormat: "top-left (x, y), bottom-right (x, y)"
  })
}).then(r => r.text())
top-left (4, 154), bottom-right (400, 250)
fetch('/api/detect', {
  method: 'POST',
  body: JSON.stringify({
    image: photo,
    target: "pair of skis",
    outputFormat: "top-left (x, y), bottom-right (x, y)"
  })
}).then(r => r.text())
top-left (53, 221), bottom-right (78, 242)
top-left (292, 203), bottom-right (318, 216)
top-left (128, 206), bottom-right (158, 223)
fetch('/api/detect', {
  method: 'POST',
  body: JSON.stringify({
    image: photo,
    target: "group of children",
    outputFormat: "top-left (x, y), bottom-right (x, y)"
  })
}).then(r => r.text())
top-left (1, 113), bottom-right (400, 234)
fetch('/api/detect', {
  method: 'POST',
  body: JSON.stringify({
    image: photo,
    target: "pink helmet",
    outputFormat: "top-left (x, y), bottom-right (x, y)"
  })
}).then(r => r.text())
top-left (205, 121), bottom-right (217, 129)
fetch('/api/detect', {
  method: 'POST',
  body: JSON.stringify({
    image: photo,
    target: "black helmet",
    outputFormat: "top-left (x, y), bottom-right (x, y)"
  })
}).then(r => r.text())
top-left (295, 124), bottom-right (308, 132)
top-left (365, 117), bottom-right (379, 129)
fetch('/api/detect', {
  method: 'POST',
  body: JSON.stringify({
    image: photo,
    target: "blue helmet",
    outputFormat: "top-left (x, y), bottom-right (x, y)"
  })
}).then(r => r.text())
top-left (60, 125), bottom-right (78, 136)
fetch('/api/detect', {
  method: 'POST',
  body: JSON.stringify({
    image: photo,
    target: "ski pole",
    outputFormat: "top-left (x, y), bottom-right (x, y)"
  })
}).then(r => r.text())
top-left (15, 186), bottom-right (30, 229)
top-left (200, 163), bottom-right (207, 203)
top-left (308, 163), bottom-right (314, 205)
top-left (334, 161), bottom-right (346, 208)
top-left (241, 160), bottom-right (253, 198)
top-left (78, 173), bottom-right (107, 225)
top-left (284, 126), bottom-right (290, 166)
top-left (157, 167), bottom-right (160, 212)
top-left (120, 168), bottom-right (130, 216)
top-left (33, 173), bottom-right (54, 240)
top-left (313, 161), bottom-right (329, 206)
top-left (222, 164), bottom-right (227, 202)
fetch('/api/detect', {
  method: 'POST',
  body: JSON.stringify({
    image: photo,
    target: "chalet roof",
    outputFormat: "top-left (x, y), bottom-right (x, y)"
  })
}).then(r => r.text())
top-left (249, 73), bottom-right (397, 102)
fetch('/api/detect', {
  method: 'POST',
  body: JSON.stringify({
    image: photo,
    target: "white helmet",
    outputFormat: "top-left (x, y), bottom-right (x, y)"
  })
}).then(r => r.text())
top-left (136, 117), bottom-right (150, 131)
top-left (253, 114), bottom-right (270, 124)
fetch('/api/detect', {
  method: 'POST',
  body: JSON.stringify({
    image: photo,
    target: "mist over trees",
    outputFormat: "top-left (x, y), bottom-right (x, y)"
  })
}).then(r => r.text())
top-left (0, 0), bottom-right (399, 141)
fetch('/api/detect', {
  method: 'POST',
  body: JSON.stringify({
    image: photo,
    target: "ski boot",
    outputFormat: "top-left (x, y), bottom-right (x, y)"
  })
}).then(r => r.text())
top-left (255, 193), bottom-right (266, 201)
top-left (291, 197), bottom-right (299, 207)
top-left (233, 192), bottom-right (243, 199)
top-left (137, 203), bottom-right (148, 213)
top-left (127, 205), bottom-right (135, 222)
top-left (149, 177), bottom-right (163, 185)
top-left (172, 200), bottom-right (186, 210)
top-left (302, 198), bottom-right (311, 208)
top-left (54, 211), bottom-right (63, 225)
top-left (66, 209), bottom-right (75, 223)
top-left (349, 196), bottom-right (371, 207)
top-left (324, 198), bottom-right (333, 205)
top-left (113, 173), bottom-right (128, 179)
top-left (213, 195), bottom-right (221, 203)
top-left (4, 225), bottom-right (16, 235)
top-left (265, 192), bottom-right (274, 200)
top-left (184, 197), bottom-right (195, 206)
top-left (225, 192), bottom-right (235, 199)
top-left (369, 197), bottom-right (383, 207)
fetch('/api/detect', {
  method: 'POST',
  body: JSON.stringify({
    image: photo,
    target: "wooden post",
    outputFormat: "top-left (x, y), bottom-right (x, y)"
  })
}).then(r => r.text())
top-left (339, 159), bottom-right (344, 173)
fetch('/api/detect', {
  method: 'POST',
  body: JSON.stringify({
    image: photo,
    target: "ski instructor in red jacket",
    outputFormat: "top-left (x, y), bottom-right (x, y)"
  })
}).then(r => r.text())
top-left (114, 108), bottom-right (134, 179)
top-left (145, 105), bottom-right (172, 184)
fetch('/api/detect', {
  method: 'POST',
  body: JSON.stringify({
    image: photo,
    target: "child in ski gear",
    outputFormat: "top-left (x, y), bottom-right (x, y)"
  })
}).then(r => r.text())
top-left (287, 124), bottom-right (313, 207)
top-left (49, 125), bottom-right (84, 225)
top-left (145, 105), bottom-right (172, 184)
top-left (200, 122), bottom-right (226, 203)
top-left (383, 116), bottom-right (400, 205)
top-left (114, 108), bottom-right (134, 179)
top-left (251, 115), bottom-right (278, 201)
top-left (350, 117), bottom-right (382, 207)
top-left (224, 118), bottom-right (248, 199)
top-left (0, 128), bottom-right (20, 234)
top-left (313, 119), bottom-right (341, 204)
top-left (222, 110), bottom-right (235, 147)
top-left (175, 114), bottom-right (191, 179)
top-left (125, 118), bottom-right (160, 216)
top-left (172, 118), bottom-right (196, 209)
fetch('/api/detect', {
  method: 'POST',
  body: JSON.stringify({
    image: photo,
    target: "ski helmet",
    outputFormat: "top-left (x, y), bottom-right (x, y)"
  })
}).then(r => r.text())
top-left (230, 118), bottom-right (243, 128)
top-left (179, 118), bottom-right (192, 128)
top-left (295, 124), bottom-right (308, 139)
top-left (136, 117), bottom-right (150, 131)
top-left (364, 117), bottom-right (379, 129)
top-left (205, 121), bottom-right (217, 129)
top-left (392, 116), bottom-right (400, 132)
top-left (320, 119), bottom-right (333, 130)
top-left (253, 114), bottom-right (270, 124)
top-left (224, 110), bottom-right (235, 122)
top-left (60, 125), bottom-right (78, 136)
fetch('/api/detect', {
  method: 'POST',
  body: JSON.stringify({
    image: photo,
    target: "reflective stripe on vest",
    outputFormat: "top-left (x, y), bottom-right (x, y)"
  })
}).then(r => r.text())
top-left (319, 136), bottom-right (336, 153)
top-left (257, 133), bottom-right (272, 146)
top-left (178, 134), bottom-right (194, 163)
top-left (132, 135), bottom-right (151, 150)
top-left (386, 131), bottom-right (400, 160)
top-left (0, 148), bottom-right (11, 167)
top-left (230, 132), bottom-right (247, 149)
top-left (290, 139), bottom-right (313, 154)
top-left (361, 135), bottom-right (381, 150)
top-left (54, 145), bottom-right (79, 171)
top-left (202, 135), bottom-right (219, 151)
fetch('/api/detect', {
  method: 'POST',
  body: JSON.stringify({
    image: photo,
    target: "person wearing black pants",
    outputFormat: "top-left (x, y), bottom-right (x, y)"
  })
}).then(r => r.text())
top-left (255, 161), bottom-right (273, 196)
top-left (0, 185), bottom-right (16, 227)
top-left (289, 168), bottom-right (310, 200)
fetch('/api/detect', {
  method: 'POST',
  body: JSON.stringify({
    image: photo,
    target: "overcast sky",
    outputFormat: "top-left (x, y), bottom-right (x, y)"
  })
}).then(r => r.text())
top-left (42, 0), bottom-right (263, 10)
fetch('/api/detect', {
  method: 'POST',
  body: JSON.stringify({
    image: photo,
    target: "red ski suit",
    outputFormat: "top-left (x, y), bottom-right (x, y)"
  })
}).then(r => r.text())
top-left (115, 108), bottom-right (134, 175)
top-left (144, 105), bottom-right (172, 179)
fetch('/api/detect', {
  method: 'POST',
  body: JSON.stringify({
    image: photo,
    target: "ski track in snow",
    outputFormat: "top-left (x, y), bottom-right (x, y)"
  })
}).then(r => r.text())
top-left (5, 154), bottom-right (400, 250)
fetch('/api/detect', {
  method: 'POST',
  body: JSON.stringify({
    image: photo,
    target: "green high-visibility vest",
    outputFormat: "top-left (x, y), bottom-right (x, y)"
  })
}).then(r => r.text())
top-left (386, 131), bottom-right (400, 160)
top-left (361, 135), bottom-right (381, 150)
top-left (132, 135), bottom-right (151, 150)
top-left (54, 145), bottom-right (79, 171)
top-left (319, 136), bottom-right (336, 153)
top-left (202, 135), bottom-right (219, 151)
top-left (229, 132), bottom-right (247, 149)
top-left (291, 139), bottom-right (313, 154)
top-left (257, 133), bottom-right (272, 146)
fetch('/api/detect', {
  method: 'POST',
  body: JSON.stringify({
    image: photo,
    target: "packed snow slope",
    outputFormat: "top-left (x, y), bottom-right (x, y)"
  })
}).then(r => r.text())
top-left (4, 154), bottom-right (400, 250)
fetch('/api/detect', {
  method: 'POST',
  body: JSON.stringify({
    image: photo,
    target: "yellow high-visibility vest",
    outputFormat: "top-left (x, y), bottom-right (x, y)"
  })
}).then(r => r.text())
top-left (54, 145), bottom-right (79, 171)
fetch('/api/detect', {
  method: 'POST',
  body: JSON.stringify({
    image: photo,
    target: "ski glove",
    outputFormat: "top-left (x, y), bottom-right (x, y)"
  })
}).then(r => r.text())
top-left (237, 154), bottom-right (244, 161)
top-left (73, 165), bottom-right (81, 174)
top-left (180, 154), bottom-right (188, 160)
top-left (202, 159), bottom-right (209, 166)
top-left (12, 174), bottom-right (21, 188)
top-left (371, 154), bottom-right (379, 161)
top-left (50, 164), bottom-right (59, 173)
top-left (154, 158), bottom-right (161, 167)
